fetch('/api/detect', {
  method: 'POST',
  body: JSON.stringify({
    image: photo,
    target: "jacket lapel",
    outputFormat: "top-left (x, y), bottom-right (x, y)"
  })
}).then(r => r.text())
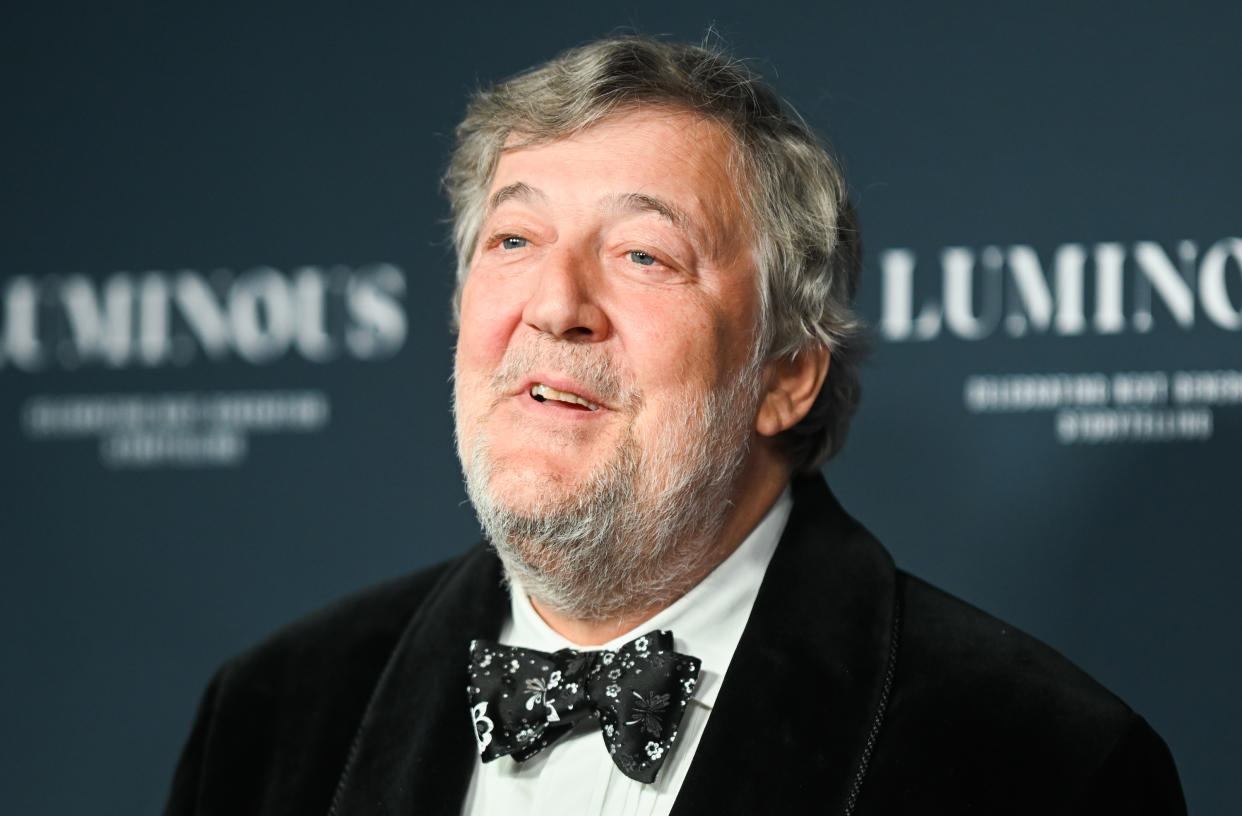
top-left (671, 474), bottom-right (899, 814)
top-left (329, 544), bottom-right (508, 816)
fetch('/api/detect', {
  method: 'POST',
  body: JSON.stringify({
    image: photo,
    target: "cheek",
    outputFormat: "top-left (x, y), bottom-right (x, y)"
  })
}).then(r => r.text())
top-left (625, 298), bottom-right (744, 390)
top-left (625, 330), bottom-right (722, 401)
top-left (457, 275), bottom-right (523, 374)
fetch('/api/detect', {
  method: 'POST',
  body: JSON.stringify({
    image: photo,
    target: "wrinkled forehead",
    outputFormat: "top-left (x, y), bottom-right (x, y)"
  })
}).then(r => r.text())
top-left (490, 106), bottom-right (758, 259)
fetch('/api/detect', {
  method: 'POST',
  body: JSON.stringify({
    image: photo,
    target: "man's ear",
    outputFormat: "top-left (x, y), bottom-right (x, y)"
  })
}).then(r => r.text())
top-left (755, 346), bottom-right (830, 437)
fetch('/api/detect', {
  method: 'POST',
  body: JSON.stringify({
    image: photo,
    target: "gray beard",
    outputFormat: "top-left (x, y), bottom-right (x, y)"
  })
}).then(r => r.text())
top-left (457, 347), bottom-right (761, 622)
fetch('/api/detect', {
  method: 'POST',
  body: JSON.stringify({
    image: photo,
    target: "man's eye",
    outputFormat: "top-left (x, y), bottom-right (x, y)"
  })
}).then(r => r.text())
top-left (628, 250), bottom-right (657, 266)
top-left (500, 236), bottom-right (528, 250)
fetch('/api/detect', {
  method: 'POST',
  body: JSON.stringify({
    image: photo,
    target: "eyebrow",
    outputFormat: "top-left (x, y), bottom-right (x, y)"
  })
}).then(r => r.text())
top-left (613, 191), bottom-right (723, 258)
top-left (611, 192), bottom-right (689, 231)
top-left (483, 185), bottom-right (710, 253)
top-left (485, 182), bottom-right (546, 217)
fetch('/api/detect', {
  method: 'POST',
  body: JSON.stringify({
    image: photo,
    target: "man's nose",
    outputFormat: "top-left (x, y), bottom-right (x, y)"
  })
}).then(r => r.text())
top-left (521, 249), bottom-right (610, 341)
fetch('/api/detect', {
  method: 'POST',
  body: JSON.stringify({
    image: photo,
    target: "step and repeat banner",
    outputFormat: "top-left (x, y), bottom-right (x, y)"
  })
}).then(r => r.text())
top-left (3, 4), bottom-right (1237, 814)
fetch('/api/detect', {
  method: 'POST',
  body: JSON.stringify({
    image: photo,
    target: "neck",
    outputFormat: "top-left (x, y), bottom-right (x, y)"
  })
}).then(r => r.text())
top-left (530, 444), bottom-right (792, 646)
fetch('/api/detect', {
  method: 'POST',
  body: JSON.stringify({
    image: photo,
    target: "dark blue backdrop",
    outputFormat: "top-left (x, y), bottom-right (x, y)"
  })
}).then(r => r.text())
top-left (2, 3), bottom-right (1238, 814)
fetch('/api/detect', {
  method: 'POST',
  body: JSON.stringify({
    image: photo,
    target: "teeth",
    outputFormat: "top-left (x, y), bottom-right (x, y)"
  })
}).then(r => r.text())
top-left (530, 383), bottom-right (599, 411)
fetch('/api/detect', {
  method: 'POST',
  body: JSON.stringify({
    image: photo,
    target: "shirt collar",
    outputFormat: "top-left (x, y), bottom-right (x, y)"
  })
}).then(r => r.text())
top-left (503, 485), bottom-right (792, 709)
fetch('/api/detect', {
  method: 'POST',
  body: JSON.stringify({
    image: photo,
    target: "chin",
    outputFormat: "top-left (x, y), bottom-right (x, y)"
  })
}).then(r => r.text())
top-left (484, 468), bottom-right (572, 516)
top-left (486, 433), bottom-right (613, 494)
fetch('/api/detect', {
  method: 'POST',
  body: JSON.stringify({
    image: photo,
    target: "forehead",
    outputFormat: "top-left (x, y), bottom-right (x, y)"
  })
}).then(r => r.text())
top-left (488, 107), bottom-right (751, 256)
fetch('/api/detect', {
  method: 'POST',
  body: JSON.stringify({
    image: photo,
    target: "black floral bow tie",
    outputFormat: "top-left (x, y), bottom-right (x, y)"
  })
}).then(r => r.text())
top-left (466, 629), bottom-right (701, 783)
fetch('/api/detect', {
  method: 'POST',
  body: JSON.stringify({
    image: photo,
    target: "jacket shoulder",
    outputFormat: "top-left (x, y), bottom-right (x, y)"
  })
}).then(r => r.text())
top-left (861, 571), bottom-right (1184, 814)
top-left (165, 546), bottom-right (487, 816)
top-left (897, 571), bottom-right (1133, 729)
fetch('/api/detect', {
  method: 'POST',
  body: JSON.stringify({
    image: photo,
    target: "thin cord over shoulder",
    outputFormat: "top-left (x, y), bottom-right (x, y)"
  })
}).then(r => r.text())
top-left (843, 583), bottom-right (902, 816)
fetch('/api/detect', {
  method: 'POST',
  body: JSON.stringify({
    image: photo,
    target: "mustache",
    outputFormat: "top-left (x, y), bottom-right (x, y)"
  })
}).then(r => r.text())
top-left (487, 336), bottom-right (637, 410)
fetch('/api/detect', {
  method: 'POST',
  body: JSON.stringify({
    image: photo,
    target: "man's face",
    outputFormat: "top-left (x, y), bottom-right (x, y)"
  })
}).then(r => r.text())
top-left (452, 107), bottom-right (766, 615)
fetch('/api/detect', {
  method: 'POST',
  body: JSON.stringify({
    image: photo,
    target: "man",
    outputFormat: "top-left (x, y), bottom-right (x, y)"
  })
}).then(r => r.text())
top-left (166, 36), bottom-right (1185, 815)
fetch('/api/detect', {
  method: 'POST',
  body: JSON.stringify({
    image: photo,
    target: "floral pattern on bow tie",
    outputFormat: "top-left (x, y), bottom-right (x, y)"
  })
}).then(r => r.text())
top-left (466, 629), bottom-right (701, 783)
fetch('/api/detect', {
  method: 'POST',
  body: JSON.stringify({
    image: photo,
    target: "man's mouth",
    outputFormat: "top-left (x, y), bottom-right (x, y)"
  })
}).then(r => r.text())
top-left (529, 383), bottom-right (600, 411)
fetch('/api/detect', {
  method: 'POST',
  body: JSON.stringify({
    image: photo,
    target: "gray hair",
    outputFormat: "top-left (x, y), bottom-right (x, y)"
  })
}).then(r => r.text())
top-left (444, 35), bottom-right (864, 469)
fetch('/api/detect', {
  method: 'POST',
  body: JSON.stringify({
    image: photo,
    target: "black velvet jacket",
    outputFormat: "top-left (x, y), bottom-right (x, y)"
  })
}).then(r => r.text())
top-left (166, 475), bottom-right (1185, 814)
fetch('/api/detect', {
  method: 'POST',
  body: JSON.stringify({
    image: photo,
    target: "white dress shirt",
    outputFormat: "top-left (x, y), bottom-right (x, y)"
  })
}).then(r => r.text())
top-left (462, 488), bottom-right (792, 816)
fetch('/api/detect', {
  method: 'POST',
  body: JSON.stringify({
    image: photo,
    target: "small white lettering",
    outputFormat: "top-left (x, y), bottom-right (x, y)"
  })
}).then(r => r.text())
top-left (21, 390), bottom-right (330, 468)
